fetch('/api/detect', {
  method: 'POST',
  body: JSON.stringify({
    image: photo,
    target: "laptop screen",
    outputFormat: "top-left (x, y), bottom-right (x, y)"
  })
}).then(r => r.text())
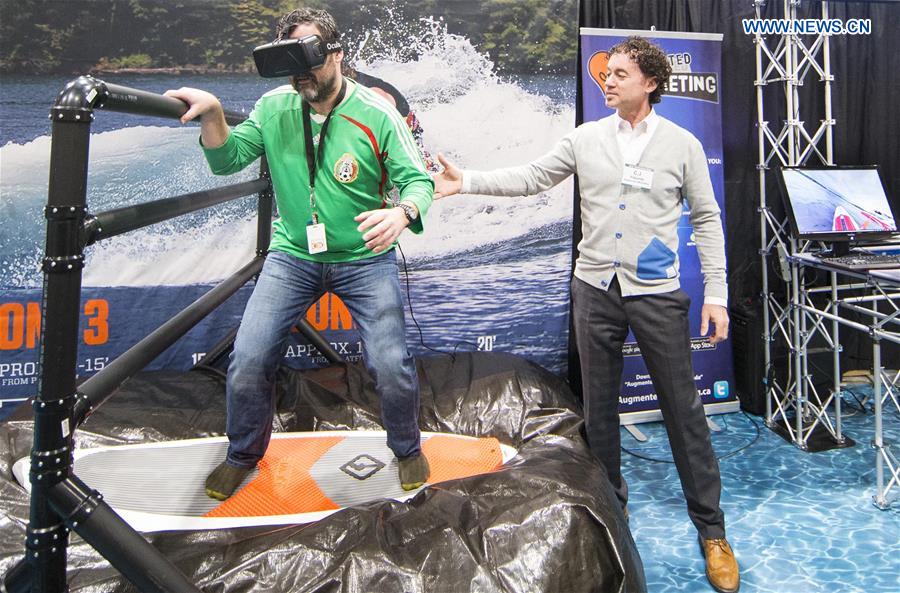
top-left (777, 166), bottom-right (897, 242)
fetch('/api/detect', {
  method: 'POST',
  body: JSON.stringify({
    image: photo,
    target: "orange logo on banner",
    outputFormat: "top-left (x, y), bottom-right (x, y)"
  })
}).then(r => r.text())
top-left (587, 51), bottom-right (610, 96)
top-left (0, 299), bottom-right (108, 350)
top-left (302, 293), bottom-right (354, 331)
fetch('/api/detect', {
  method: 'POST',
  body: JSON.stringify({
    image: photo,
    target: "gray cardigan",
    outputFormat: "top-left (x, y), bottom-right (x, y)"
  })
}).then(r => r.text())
top-left (462, 113), bottom-right (727, 302)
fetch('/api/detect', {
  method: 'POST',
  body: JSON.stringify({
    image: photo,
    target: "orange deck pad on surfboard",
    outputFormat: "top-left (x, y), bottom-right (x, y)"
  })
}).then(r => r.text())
top-left (206, 434), bottom-right (505, 518)
top-left (206, 436), bottom-right (344, 518)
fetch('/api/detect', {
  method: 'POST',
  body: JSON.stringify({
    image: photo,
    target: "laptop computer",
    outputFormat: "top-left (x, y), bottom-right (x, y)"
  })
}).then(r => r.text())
top-left (776, 165), bottom-right (900, 271)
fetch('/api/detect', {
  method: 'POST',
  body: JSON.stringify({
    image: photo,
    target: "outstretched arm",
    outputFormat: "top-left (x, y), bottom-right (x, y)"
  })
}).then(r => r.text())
top-left (432, 153), bottom-right (463, 199)
top-left (435, 131), bottom-right (578, 199)
top-left (164, 87), bottom-right (230, 149)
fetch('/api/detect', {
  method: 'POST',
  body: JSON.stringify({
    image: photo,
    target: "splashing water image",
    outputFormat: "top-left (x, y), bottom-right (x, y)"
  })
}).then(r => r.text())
top-left (0, 16), bottom-right (575, 382)
top-left (2, 18), bottom-right (573, 287)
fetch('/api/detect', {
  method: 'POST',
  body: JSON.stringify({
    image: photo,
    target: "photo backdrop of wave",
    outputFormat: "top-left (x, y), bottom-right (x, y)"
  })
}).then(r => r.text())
top-left (0, 18), bottom-right (575, 396)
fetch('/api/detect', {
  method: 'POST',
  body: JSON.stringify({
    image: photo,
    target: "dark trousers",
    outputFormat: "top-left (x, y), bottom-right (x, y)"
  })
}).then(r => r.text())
top-left (572, 275), bottom-right (726, 539)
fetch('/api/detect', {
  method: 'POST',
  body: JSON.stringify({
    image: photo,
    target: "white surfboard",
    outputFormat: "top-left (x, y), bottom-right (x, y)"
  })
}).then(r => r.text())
top-left (13, 431), bottom-right (517, 532)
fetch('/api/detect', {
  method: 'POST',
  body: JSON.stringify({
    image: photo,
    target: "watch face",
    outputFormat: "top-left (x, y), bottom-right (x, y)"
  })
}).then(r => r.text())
top-left (401, 204), bottom-right (417, 220)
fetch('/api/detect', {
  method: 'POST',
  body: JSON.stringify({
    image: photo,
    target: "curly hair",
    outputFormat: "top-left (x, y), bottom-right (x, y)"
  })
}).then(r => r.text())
top-left (608, 36), bottom-right (672, 105)
top-left (275, 8), bottom-right (340, 42)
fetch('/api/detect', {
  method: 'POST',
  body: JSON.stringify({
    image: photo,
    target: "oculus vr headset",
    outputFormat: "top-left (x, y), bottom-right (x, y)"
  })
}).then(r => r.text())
top-left (253, 35), bottom-right (342, 78)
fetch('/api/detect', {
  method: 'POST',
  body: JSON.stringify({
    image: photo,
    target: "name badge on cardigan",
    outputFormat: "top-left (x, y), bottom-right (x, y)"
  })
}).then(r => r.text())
top-left (621, 165), bottom-right (653, 190)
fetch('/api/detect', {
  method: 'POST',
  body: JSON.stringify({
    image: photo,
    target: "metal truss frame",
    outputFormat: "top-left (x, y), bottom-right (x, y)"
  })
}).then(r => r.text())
top-left (789, 258), bottom-right (900, 508)
top-left (753, 0), bottom-right (840, 448)
top-left (753, 0), bottom-right (900, 509)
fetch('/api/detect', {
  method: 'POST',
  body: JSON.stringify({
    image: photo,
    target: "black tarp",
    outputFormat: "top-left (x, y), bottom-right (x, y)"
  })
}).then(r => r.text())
top-left (0, 352), bottom-right (646, 592)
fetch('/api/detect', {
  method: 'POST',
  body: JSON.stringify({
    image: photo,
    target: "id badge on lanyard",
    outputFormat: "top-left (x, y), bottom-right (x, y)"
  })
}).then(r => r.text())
top-left (307, 221), bottom-right (328, 254)
top-left (306, 186), bottom-right (327, 254)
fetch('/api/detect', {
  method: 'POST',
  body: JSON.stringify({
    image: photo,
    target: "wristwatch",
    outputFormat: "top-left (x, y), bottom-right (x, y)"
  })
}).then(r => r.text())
top-left (398, 202), bottom-right (418, 223)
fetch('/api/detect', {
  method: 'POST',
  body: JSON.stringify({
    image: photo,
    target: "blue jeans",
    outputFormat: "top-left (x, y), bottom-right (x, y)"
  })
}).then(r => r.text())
top-left (225, 249), bottom-right (421, 467)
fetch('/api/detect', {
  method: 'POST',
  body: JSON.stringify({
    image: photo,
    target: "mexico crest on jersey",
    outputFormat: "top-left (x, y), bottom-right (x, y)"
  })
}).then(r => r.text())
top-left (333, 153), bottom-right (359, 183)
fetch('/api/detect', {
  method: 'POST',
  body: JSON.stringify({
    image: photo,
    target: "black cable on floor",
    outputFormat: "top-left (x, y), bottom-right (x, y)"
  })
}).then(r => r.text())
top-left (621, 410), bottom-right (762, 464)
top-left (839, 385), bottom-right (868, 415)
top-left (717, 411), bottom-right (762, 461)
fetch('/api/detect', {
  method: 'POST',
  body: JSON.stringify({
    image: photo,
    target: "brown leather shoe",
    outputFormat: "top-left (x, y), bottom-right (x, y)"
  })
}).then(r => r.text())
top-left (699, 536), bottom-right (740, 593)
top-left (398, 453), bottom-right (430, 491)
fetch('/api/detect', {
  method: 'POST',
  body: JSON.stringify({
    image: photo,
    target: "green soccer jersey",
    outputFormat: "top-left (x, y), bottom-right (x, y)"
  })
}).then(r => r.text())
top-left (203, 79), bottom-right (433, 262)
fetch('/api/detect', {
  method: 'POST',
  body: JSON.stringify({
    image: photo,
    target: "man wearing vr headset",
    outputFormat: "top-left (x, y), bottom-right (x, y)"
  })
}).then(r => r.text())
top-left (165, 7), bottom-right (434, 500)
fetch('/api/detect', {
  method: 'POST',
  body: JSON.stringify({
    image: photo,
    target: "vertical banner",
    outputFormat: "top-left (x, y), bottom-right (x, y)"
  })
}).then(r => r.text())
top-left (579, 28), bottom-right (738, 421)
top-left (0, 1), bottom-right (577, 420)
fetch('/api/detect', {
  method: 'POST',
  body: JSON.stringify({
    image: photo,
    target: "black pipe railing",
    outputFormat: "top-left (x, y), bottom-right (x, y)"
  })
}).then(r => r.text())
top-left (82, 178), bottom-right (269, 246)
top-left (25, 93), bottom-right (93, 593)
top-left (52, 76), bottom-right (247, 126)
top-left (188, 316), bottom-right (346, 374)
top-left (48, 476), bottom-right (202, 593)
top-left (190, 326), bottom-right (240, 371)
top-left (295, 319), bottom-right (345, 365)
top-left (104, 81), bottom-right (248, 125)
top-left (4, 77), bottom-right (287, 593)
top-left (2, 555), bottom-right (30, 593)
top-left (73, 256), bottom-right (264, 424)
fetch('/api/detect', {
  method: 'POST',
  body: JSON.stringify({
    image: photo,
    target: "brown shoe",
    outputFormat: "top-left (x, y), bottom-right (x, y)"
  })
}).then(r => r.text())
top-left (205, 461), bottom-right (252, 501)
top-left (699, 536), bottom-right (740, 593)
top-left (398, 454), bottom-right (430, 491)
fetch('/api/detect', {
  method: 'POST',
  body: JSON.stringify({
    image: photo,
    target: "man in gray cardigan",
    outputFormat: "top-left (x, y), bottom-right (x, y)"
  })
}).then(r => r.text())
top-left (432, 36), bottom-right (739, 593)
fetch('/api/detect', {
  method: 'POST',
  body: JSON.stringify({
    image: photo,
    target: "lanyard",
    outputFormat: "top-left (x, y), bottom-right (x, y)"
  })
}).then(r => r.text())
top-left (302, 77), bottom-right (347, 224)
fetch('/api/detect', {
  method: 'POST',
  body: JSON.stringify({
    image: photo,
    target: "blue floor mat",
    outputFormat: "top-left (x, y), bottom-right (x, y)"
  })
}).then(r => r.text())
top-left (622, 389), bottom-right (900, 593)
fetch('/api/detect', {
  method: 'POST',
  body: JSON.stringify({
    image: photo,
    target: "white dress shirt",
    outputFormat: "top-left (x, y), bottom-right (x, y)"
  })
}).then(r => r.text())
top-left (615, 109), bottom-right (659, 165)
